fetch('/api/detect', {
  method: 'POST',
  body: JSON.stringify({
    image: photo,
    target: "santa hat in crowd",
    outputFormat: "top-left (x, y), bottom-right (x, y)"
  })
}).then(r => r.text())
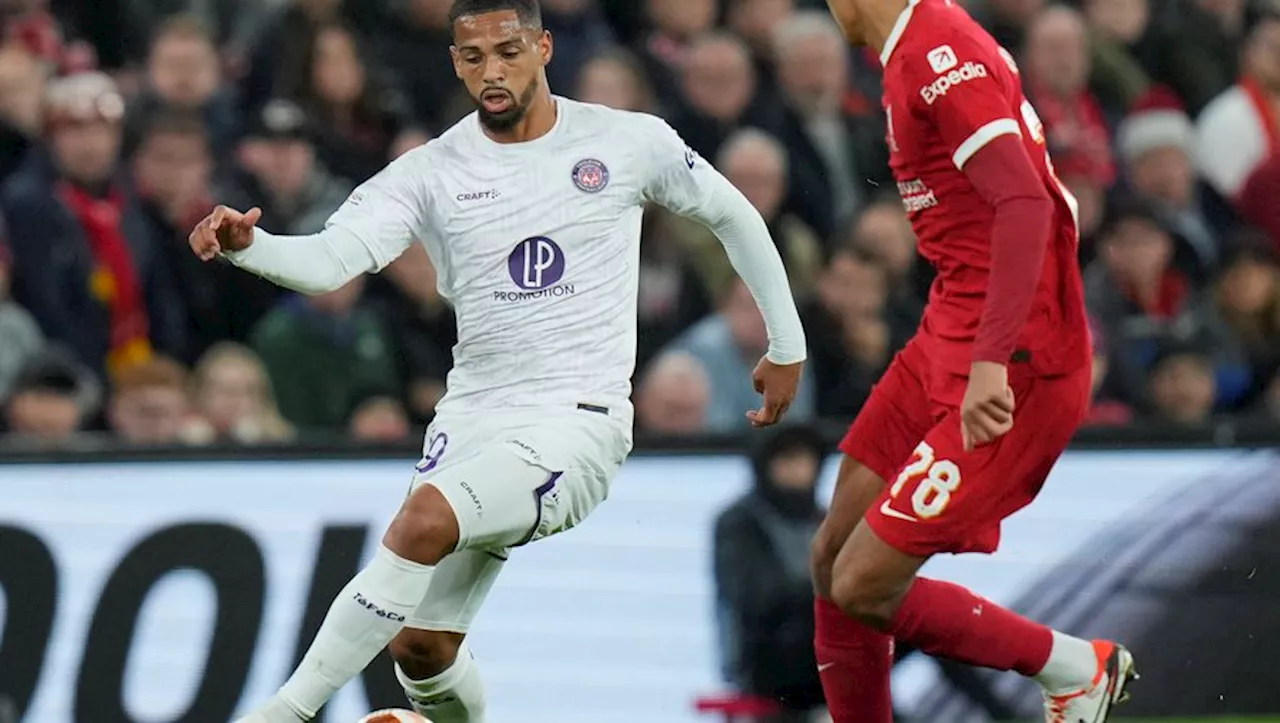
top-left (1115, 86), bottom-right (1196, 166)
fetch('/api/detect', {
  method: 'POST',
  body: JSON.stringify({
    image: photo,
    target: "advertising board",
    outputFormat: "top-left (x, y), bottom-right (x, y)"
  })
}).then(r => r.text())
top-left (1, 450), bottom-right (1275, 722)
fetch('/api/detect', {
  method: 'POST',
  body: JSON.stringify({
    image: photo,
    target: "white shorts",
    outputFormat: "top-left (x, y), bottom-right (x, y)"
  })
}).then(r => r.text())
top-left (403, 406), bottom-right (631, 632)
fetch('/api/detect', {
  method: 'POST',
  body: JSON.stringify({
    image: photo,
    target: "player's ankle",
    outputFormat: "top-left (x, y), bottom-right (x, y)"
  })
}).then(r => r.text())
top-left (1032, 631), bottom-right (1098, 695)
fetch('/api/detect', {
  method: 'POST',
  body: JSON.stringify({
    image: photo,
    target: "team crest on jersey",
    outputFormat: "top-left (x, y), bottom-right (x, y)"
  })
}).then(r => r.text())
top-left (572, 158), bottom-right (609, 193)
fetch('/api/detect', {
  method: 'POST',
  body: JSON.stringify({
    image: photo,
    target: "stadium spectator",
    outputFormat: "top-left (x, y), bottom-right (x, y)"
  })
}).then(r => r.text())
top-left (1, 348), bottom-right (96, 445)
top-left (364, 243), bottom-right (457, 425)
top-left (1261, 366), bottom-right (1280, 420)
top-left (1215, 237), bottom-right (1280, 401)
top-left (677, 129), bottom-right (823, 303)
top-left (635, 351), bottom-right (712, 435)
top-left (633, 208), bottom-right (713, 373)
top-left (1083, 316), bottom-right (1135, 426)
top-left (1195, 12), bottom-right (1280, 202)
top-left (1085, 198), bottom-right (1249, 411)
top-left (714, 423), bottom-right (827, 721)
top-left (232, 99), bottom-right (352, 237)
top-left (667, 277), bottom-right (816, 432)
top-left (1236, 151), bottom-right (1280, 251)
top-left (107, 354), bottom-right (199, 445)
top-left (251, 276), bottom-right (401, 431)
top-left (1149, 348), bottom-right (1219, 424)
top-left (0, 40), bottom-right (44, 182)
top-left (282, 21), bottom-right (416, 184)
top-left (726, 0), bottom-right (795, 62)
top-left (1081, 0), bottom-right (1152, 114)
top-left (847, 196), bottom-right (925, 340)
top-left (133, 109), bottom-right (281, 358)
top-left (667, 33), bottom-right (762, 163)
top-left (0, 71), bottom-right (187, 379)
top-left (971, 0), bottom-right (1045, 54)
top-left (771, 10), bottom-right (888, 240)
top-left (801, 246), bottom-right (899, 421)
top-left (1115, 89), bottom-right (1219, 275)
top-left (1023, 5), bottom-right (1116, 197)
top-left (347, 394), bottom-right (412, 443)
top-left (575, 47), bottom-right (656, 112)
top-left (0, 239), bottom-right (43, 399)
top-left (240, 0), bottom-right (345, 116)
top-left (539, 0), bottom-right (616, 93)
top-left (639, 0), bottom-right (718, 107)
top-left (1144, 0), bottom-right (1249, 115)
top-left (374, 0), bottom-right (464, 134)
top-left (126, 14), bottom-right (240, 158)
top-left (188, 341), bottom-right (293, 444)
top-left (723, 0), bottom-right (795, 109)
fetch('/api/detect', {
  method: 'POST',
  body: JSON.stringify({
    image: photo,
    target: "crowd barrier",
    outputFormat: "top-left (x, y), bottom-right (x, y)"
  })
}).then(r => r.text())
top-left (2, 426), bottom-right (1279, 722)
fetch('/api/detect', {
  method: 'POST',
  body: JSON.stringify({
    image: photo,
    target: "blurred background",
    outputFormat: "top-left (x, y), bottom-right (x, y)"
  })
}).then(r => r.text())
top-left (1, 0), bottom-right (1279, 721)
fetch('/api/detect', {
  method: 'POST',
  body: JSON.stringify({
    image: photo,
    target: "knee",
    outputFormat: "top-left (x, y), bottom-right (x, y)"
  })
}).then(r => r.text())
top-left (390, 629), bottom-right (464, 681)
top-left (384, 484), bottom-right (461, 564)
top-left (829, 564), bottom-right (900, 629)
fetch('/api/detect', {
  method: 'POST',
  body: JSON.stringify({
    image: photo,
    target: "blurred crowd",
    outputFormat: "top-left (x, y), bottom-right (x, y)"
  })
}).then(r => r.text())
top-left (3, 0), bottom-right (1280, 449)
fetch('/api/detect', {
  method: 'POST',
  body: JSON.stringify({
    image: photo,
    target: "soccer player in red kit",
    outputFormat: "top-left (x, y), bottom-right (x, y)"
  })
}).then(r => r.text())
top-left (809, 0), bottom-right (1138, 721)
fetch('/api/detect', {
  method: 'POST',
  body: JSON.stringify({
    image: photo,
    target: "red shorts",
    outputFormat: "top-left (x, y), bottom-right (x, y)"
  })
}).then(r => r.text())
top-left (839, 338), bottom-right (1091, 557)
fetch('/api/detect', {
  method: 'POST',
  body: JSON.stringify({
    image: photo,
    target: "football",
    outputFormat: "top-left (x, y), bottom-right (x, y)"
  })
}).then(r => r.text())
top-left (355, 710), bottom-right (431, 723)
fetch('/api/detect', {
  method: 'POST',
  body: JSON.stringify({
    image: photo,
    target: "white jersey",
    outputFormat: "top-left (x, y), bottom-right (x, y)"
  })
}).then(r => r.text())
top-left (320, 98), bottom-right (796, 425)
top-left (229, 97), bottom-right (805, 432)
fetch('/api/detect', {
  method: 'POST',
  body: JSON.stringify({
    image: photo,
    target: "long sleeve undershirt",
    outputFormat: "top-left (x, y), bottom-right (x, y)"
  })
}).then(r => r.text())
top-left (223, 173), bottom-right (807, 366)
top-left (964, 133), bottom-right (1055, 364)
top-left (221, 227), bottom-right (381, 295)
top-left (682, 170), bottom-right (808, 366)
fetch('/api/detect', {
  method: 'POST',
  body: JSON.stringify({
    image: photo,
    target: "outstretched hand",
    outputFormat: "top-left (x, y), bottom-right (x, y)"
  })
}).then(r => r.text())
top-left (748, 358), bottom-right (803, 428)
top-left (188, 205), bottom-right (263, 261)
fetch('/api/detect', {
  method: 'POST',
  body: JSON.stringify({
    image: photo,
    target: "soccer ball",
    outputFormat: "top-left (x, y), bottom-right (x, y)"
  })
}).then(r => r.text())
top-left (356, 710), bottom-right (431, 723)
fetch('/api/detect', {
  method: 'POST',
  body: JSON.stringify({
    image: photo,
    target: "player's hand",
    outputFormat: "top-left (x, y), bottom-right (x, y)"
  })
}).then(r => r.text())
top-left (748, 358), bottom-right (803, 428)
top-left (960, 361), bottom-right (1015, 451)
top-left (188, 205), bottom-right (262, 261)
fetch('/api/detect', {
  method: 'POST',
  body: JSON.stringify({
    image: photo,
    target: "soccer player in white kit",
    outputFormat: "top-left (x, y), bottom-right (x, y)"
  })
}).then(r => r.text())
top-left (188, 0), bottom-right (807, 720)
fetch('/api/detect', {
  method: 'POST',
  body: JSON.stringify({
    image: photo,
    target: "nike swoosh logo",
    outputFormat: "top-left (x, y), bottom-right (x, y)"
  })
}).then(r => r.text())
top-left (817, 662), bottom-right (835, 672)
top-left (880, 498), bottom-right (919, 522)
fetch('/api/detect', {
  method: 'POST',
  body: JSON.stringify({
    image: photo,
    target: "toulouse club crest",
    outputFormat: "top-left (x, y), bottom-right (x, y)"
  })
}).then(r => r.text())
top-left (572, 158), bottom-right (609, 193)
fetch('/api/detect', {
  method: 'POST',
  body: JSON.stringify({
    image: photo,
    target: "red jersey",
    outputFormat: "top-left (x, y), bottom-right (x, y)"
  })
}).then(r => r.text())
top-left (880, 0), bottom-right (1090, 381)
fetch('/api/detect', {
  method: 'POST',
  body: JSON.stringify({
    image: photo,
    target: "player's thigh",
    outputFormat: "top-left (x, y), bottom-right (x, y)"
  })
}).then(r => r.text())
top-left (404, 547), bottom-right (507, 635)
top-left (813, 347), bottom-right (933, 594)
top-left (864, 369), bottom-right (1090, 558)
top-left (411, 414), bottom-right (626, 551)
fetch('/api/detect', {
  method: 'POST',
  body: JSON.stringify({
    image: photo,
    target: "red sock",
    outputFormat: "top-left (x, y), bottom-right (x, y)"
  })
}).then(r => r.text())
top-left (814, 597), bottom-right (894, 723)
top-left (886, 577), bottom-right (1052, 676)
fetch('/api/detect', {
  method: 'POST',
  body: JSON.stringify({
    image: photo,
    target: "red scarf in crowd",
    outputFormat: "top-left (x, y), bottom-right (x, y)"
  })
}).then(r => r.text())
top-left (58, 181), bottom-right (153, 375)
top-left (1240, 76), bottom-right (1280, 155)
top-left (1121, 269), bottom-right (1190, 319)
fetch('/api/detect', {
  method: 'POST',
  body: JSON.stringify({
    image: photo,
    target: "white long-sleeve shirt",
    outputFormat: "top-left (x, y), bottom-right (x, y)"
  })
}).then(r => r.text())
top-left (225, 97), bottom-right (806, 427)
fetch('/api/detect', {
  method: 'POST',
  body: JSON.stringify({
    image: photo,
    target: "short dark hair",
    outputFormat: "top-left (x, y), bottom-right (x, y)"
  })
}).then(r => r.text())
top-left (448, 0), bottom-right (542, 30)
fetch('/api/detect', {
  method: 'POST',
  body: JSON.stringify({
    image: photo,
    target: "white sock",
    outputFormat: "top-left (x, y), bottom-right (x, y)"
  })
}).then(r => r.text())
top-left (395, 643), bottom-right (487, 723)
top-left (1033, 630), bottom-right (1099, 695)
top-left (265, 545), bottom-right (435, 719)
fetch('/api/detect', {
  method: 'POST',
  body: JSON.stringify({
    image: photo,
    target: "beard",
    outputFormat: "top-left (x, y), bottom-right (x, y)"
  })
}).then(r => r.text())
top-left (473, 79), bottom-right (539, 132)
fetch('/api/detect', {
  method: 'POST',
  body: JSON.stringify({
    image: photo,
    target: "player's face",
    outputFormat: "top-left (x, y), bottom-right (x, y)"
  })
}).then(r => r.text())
top-left (451, 10), bottom-right (552, 132)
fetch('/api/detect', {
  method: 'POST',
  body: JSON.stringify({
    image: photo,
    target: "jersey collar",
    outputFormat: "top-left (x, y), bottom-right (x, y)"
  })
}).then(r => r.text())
top-left (880, 0), bottom-right (922, 67)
